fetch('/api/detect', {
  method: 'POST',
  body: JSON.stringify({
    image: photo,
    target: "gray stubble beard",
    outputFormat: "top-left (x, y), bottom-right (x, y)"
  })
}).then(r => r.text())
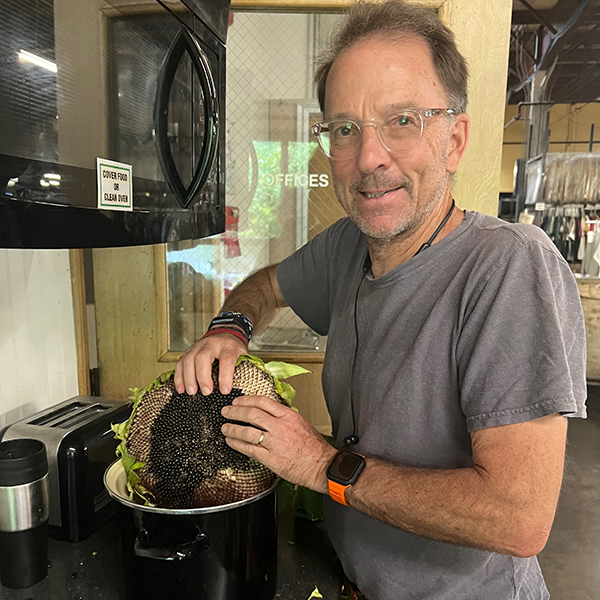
top-left (332, 166), bottom-right (449, 246)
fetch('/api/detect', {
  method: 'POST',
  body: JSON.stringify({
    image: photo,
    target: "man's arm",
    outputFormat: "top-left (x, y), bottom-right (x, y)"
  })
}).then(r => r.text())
top-left (344, 413), bottom-right (567, 557)
top-left (218, 263), bottom-right (288, 333)
top-left (221, 397), bottom-right (567, 558)
top-left (174, 264), bottom-right (288, 396)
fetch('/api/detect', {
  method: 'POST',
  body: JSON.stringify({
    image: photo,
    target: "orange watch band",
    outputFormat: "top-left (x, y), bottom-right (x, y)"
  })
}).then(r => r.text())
top-left (328, 479), bottom-right (351, 506)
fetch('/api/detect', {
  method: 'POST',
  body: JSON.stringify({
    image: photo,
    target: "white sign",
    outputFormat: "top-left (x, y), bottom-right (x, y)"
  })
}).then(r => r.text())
top-left (96, 158), bottom-right (133, 211)
top-left (535, 202), bottom-right (546, 211)
top-left (518, 212), bottom-right (535, 225)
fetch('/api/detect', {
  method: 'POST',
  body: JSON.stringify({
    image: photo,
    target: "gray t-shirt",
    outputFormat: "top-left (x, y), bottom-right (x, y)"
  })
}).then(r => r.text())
top-left (277, 211), bottom-right (587, 600)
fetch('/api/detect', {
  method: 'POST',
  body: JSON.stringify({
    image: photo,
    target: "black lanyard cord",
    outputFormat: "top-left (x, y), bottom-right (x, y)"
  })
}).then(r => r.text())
top-left (344, 260), bottom-right (367, 447)
top-left (414, 198), bottom-right (456, 256)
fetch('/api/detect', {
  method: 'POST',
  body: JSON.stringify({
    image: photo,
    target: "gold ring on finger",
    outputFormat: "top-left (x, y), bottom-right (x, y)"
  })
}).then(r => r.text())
top-left (257, 432), bottom-right (265, 446)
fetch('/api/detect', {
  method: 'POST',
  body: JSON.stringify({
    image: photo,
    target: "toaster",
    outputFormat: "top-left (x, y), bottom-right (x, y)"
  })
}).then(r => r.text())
top-left (1, 396), bottom-right (131, 542)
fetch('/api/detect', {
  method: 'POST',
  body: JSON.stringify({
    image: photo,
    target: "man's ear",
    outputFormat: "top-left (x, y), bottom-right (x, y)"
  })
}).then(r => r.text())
top-left (446, 113), bottom-right (470, 174)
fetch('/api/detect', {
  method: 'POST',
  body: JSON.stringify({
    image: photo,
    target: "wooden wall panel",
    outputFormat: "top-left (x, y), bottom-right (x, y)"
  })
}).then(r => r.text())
top-left (289, 362), bottom-right (331, 435)
top-left (69, 250), bottom-right (91, 396)
top-left (577, 280), bottom-right (600, 381)
top-left (439, 0), bottom-right (512, 216)
top-left (93, 245), bottom-right (169, 401)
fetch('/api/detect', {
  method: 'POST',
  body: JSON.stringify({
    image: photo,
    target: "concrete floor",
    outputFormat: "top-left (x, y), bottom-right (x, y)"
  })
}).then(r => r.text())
top-left (538, 386), bottom-right (600, 599)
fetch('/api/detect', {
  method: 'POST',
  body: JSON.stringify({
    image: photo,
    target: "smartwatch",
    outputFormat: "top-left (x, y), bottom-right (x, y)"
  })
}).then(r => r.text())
top-left (326, 451), bottom-right (366, 506)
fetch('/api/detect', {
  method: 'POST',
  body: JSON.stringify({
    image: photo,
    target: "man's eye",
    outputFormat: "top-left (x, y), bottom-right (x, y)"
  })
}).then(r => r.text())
top-left (337, 124), bottom-right (354, 136)
top-left (397, 115), bottom-right (413, 126)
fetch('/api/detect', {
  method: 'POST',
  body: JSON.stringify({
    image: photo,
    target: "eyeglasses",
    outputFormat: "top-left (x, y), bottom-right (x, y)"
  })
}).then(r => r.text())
top-left (311, 108), bottom-right (456, 160)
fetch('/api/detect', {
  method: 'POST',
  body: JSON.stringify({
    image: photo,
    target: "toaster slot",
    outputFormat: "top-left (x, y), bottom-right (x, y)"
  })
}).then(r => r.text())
top-left (29, 402), bottom-right (88, 426)
top-left (52, 404), bottom-right (111, 429)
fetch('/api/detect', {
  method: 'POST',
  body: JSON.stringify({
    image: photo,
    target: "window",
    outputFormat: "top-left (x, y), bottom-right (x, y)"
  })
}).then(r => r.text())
top-left (165, 11), bottom-right (345, 357)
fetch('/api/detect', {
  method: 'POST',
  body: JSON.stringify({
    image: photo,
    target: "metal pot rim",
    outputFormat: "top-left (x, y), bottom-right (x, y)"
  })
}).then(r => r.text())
top-left (104, 459), bottom-right (280, 515)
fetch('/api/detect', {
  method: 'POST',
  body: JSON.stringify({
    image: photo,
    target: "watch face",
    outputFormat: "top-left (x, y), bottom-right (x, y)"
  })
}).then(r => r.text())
top-left (328, 451), bottom-right (365, 484)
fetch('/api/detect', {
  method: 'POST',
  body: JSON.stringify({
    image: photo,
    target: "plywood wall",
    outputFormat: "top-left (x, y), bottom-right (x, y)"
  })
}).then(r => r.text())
top-left (0, 250), bottom-right (79, 428)
top-left (439, 0), bottom-right (512, 216)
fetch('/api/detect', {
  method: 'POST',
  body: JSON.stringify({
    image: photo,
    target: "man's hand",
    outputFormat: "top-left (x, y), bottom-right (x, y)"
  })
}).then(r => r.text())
top-left (221, 395), bottom-right (337, 493)
top-left (174, 332), bottom-right (247, 396)
top-left (174, 264), bottom-right (287, 397)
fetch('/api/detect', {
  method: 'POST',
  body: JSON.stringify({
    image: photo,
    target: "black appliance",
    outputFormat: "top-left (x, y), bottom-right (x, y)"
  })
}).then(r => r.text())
top-left (1, 397), bottom-right (132, 542)
top-left (0, 0), bottom-right (230, 248)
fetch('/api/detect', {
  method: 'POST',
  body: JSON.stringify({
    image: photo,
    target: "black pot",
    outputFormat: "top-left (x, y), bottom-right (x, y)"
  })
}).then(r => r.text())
top-left (104, 460), bottom-right (278, 600)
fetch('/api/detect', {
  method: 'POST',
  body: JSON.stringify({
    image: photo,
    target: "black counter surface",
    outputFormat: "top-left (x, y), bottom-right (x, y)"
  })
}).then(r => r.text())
top-left (0, 508), bottom-right (342, 600)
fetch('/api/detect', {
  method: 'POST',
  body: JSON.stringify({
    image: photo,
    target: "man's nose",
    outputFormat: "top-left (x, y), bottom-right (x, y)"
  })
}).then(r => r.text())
top-left (356, 124), bottom-right (392, 173)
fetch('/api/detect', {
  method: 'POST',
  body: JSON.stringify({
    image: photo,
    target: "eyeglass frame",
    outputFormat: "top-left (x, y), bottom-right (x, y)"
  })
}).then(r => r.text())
top-left (311, 108), bottom-right (457, 160)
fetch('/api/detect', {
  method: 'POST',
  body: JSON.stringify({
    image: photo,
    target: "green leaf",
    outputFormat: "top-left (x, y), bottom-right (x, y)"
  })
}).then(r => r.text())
top-left (276, 381), bottom-right (296, 407)
top-left (307, 586), bottom-right (323, 599)
top-left (277, 480), bottom-right (295, 511)
top-left (234, 355), bottom-right (308, 407)
top-left (264, 361), bottom-right (310, 380)
top-left (111, 420), bottom-right (128, 442)
top-left (235, 354), bottom-right (266, 369)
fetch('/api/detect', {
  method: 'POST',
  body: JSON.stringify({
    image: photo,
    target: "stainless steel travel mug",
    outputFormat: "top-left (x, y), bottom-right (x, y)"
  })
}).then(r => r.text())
top-left (0, 439), bottom-right (50, 589)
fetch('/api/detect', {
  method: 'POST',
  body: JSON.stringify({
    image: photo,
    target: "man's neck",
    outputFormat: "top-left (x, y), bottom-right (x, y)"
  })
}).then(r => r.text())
top-left (367, 192), bottom-right (465, 278)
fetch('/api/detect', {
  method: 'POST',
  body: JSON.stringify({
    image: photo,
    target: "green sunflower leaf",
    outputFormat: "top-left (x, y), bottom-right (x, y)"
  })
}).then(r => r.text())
top-left (264, 361), bottom-right (310, 380)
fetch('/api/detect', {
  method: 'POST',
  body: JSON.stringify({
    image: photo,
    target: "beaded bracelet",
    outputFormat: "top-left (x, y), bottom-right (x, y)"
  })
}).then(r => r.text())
top-left (208, 311), bottom-right (254, 342)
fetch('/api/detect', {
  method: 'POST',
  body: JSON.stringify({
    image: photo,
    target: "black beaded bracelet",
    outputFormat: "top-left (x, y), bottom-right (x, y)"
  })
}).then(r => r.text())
top-left (208, 311), bottom-right (254, 342)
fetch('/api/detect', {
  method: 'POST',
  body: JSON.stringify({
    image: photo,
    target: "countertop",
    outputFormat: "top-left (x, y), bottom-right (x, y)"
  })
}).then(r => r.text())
top-left (0, 508), bottom-right (342, 600)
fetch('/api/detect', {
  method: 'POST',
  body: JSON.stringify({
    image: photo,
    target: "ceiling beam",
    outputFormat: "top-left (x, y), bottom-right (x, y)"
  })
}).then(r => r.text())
top-left (518, 0), bottom-right (558, 33)
top-left (552, 61), bottom-right (600, 99)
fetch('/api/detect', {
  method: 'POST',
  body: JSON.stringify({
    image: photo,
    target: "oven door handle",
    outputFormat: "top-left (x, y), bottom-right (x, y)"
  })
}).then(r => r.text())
top-left (154, 26), bottom-right (219, 209)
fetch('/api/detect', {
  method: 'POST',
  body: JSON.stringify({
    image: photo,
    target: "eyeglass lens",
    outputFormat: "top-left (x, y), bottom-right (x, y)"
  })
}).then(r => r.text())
top-left (319, 110), bottom-right (424, 158)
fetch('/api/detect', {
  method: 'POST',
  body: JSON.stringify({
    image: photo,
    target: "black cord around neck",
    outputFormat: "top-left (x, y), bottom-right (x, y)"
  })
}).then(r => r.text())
top-left (343, 198), bottom-right (457, 447)
top-left (414, 198), bottom-right (456, 257)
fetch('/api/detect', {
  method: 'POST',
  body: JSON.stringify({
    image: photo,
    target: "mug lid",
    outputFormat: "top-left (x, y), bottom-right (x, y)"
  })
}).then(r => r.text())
top-left (0, 439), bottom-right (48, 486)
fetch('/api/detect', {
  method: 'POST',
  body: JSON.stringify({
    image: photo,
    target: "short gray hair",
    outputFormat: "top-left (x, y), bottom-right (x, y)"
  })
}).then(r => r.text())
top-left (315, 0), bottom-right (469, 114)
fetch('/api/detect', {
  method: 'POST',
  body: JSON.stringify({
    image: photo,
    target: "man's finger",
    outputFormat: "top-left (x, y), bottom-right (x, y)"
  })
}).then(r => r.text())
top-left (218, 351), bottom-right (238, 395)
top-left (174, 360), bottom-right (185, 394)
top-left (223, 436), bottom-right (268, 460)
top-left (221, 422), bottom-right (267, 446)
top-left (230, 394), bottom-right (290, 418)
top-left (182, 350), bottom-right (201, 396)
top-left (194, 350), bottom-right (215, 396)
top-left (221, 404), bottom-right (273, 430)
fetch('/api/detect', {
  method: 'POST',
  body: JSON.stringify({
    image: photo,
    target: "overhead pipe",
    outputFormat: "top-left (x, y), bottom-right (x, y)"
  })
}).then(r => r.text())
top-left (504, 100), bottom-right (600, 129)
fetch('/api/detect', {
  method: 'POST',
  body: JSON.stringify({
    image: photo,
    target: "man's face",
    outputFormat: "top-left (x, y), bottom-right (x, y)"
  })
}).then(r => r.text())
top-left (324, 35), bottom-right (461, 241)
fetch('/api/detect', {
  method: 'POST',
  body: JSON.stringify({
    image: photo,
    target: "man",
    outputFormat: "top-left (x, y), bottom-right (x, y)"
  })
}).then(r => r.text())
top-left (175, 2), bottom-right (587, 598)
